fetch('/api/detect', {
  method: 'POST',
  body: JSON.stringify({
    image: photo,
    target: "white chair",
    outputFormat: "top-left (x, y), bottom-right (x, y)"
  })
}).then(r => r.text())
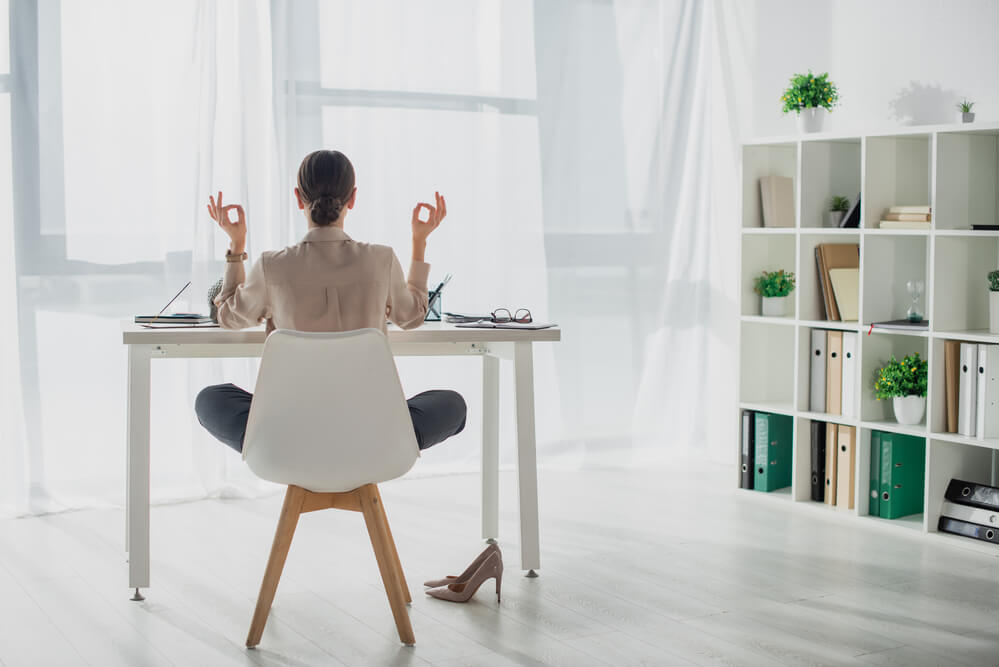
top-left (241, 328), bottom-right (420, 648)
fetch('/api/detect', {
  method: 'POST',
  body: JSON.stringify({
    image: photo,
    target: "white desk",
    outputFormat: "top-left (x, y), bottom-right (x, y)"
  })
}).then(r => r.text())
top-left (121, 321), bottom-right (560, 599)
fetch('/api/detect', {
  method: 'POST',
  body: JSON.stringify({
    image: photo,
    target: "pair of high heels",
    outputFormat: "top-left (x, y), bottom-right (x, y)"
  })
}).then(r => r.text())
top-left (423, 543), bottom-right (503, 603)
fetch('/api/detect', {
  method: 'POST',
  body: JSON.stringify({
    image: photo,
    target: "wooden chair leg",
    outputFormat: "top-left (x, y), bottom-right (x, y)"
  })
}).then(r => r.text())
top-left (246, 485), bottom-right (306, 648)
top-left (359, 485), bottom-right (415, 645)
top-left (374, 486), bottom-right (411, 604)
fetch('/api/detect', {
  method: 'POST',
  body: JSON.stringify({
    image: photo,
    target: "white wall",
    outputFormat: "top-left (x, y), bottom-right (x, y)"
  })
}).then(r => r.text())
top-left (745, 0), bottom-right (999, 137)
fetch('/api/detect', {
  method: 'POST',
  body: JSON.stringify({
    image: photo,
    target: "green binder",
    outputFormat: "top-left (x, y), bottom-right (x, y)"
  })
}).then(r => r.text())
top-left (869, 430), bottom-right (881, 516)
top-left (878, 432), bottom-right (926, 519)
top-left (754, 412), bottom-right (793, 492)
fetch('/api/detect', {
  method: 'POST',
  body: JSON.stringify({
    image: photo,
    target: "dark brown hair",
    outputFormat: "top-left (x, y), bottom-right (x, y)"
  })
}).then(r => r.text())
top-left (297, 150), bottom-right (356, 226)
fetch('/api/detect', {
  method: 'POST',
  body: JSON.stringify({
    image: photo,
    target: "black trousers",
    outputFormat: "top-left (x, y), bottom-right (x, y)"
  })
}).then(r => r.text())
top-left (195, 383), bottom-right (467, 454)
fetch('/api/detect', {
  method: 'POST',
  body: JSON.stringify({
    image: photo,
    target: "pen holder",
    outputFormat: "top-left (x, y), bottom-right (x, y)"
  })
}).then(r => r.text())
top-left (425, 293), bottom-right (442, 322)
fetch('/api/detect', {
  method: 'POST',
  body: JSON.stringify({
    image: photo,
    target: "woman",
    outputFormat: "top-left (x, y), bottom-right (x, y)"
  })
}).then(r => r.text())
top-left (194, 149), bottom-right (467, 453)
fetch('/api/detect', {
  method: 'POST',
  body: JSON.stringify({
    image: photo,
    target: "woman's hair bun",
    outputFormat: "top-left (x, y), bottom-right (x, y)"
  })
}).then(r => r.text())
top-left (309, 194), bottom-right (343, 225)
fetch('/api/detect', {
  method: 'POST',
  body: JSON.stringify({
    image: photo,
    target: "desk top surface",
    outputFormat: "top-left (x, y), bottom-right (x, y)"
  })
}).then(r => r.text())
top-left (121, 321), bottom-right (561, 345)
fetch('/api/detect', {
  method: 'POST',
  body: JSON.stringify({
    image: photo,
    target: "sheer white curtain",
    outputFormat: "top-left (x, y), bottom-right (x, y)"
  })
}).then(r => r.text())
top-left (2, 0), bottom-right (743, 517)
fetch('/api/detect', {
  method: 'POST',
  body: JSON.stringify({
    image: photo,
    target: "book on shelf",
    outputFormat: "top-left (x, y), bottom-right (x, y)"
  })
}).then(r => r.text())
top-left (836, 424), bottom-right (856, 509)
top-left (870, 319), bottom-right (928, 331)
top-left (828, 269), bottom-right (859, 321)
top-left (815, 243), bottom-right (860, 320)
top-left (975, 344), bottom-right (999, 439)
top-left (883, 212), bottom-right (931, 222)
top-left (972, 224), bottom-right (999, 231)
top-left (838, 193), bottom-right (861, 228)
top-left (753, 412), bottom-right (793, 492)
top-left (874, 431), bottom-right (925, 520)
top-left (879, 220), bottom-right (930, 230)
top-left (888, 205), bottom-right (931, 214)
top-left (944, 340), bottom-right (960, 433)
top-left (810, 420), bottom-right (826, 502)
top-left (959, 343), bottom-right (978, 437)
top-left (759, 175), bottom-right (794, 228)
top-left (939, 479), bottom-right (999, 546)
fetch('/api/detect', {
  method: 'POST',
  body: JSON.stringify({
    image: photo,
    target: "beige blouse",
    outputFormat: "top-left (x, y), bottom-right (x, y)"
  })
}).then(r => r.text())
top-left (215, 226), bottom-right (430, 334)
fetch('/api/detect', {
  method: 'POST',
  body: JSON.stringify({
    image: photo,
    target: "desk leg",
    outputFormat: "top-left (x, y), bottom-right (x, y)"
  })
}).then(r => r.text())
top-left (481, 353), bottom-right (500, 542)
top-left (127, 344), bottom-right (152, 600)
top-left (513, 342), bottom-right (540, 575)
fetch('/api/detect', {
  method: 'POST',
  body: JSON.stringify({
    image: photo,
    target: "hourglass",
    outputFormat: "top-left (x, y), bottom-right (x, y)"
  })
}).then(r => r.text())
top-left (906, 279), bottom-right (924, 323)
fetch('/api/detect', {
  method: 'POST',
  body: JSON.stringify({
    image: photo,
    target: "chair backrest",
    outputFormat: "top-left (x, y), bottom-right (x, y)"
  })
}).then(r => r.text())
top-left (242, 328), bottom-right (419, 493)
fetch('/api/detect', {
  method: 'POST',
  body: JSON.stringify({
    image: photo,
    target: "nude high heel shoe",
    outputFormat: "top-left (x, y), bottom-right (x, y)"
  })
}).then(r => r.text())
top-left (425, 551), bottom-right (503, 603)
top-left (423, 543), bottom-right (501, 588)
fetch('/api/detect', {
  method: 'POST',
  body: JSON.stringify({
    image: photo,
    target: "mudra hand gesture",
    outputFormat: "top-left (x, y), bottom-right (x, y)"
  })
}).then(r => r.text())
top-left (410, 192), bottom-right (446, 262)
top-left (207, 191), bottom-right (247, 254)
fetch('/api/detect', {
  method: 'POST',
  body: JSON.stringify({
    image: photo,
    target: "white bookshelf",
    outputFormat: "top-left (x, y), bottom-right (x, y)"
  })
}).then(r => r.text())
top-left (738, 122), bottom-right (999, 556)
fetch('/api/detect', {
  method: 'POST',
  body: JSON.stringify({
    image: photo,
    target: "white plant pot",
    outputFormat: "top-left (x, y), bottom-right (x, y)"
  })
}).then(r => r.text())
top-left (990, 291), bottom-right (999, 334)
top-left (761, 295), bottom-right (788, 317)
top-left (893, 395), bottom-right (926, 426)
top-left (826, 211), bottom-right (845, 227)
top-left (796, 107), bottom-right (827, 133)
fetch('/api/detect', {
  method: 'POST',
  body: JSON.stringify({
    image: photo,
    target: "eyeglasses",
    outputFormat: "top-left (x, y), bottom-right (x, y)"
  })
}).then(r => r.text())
top-left (490, 308), bottom-right (532, 324)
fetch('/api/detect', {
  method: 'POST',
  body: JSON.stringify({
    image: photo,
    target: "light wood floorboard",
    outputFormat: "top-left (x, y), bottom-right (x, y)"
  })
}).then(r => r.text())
top-left (0, 463), bottom-right (997, 666)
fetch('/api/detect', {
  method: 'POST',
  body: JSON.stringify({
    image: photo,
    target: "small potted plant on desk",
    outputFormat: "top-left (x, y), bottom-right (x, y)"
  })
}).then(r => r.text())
top-left (957, 98), bottom-right (976, 123)
top-left (989, 270), bottom-right (999, 333)
top-left (874, 353), bottom-right (928, 426)
top-left (781, 70), bottom-right (839, 133)
top-left (754, 269), bottom-right (795, 317)
top-left (828, 195), bottom-right (850, 227)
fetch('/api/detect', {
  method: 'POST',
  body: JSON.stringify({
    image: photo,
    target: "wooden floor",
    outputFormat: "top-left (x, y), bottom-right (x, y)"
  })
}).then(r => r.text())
top-left (1, 462), bottom-right (998, 666)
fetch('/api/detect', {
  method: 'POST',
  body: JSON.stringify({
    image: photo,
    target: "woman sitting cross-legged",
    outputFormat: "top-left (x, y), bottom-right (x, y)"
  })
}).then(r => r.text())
top-left (195, 149), bottom-right (467, 453)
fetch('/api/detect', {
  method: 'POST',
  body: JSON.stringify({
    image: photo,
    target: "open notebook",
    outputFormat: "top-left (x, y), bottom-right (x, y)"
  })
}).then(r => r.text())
top-left (456, 321), bottom-right (557, 330)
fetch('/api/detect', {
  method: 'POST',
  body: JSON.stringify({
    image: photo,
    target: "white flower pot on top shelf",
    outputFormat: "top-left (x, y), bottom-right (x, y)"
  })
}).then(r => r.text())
top-left (797, 107), bottom-right (827, 133)
top-left (893, 395), bottom-right (926, 425)
top-left (761, 296), bottom-right (788, 317)
top-left (990, 291), bottom-right (999, 333)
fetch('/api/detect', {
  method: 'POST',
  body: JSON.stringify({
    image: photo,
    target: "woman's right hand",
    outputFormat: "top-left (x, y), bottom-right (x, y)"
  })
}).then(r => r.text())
top-left (207, 191), bottom-right (247, 254)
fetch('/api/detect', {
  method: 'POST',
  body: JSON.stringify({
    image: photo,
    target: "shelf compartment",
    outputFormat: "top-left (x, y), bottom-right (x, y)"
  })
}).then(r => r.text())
top-left (932, 235), bottom-right (999, 332)
top-left (935, 130), bottom-right (999, 230)
top-left (742, 143), bottom-right (797, 229)
top-left (798, 233), bottom-right (860, 323)
top-left (741, 234), bottom-right (796, 317)
top-left (859, 332), bottom-right (929, 425)
top-left (739, 320), bottom-right (796, 408)
top-left (926, 438), bottom-right (999, 538)
top-left (800, 140), bottom-right (861, 229)
top-left (863, 134), bottom-right (931, 230)
top-left (861, 234), bottom-right (928, 325)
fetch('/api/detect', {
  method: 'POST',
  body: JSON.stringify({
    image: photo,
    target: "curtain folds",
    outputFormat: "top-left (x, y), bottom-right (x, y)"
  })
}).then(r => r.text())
top-left (2, 0), bottom-right (743, 517)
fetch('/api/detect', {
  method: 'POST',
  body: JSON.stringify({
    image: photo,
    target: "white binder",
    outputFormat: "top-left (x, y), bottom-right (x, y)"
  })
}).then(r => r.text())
top-left (941, 500), bottom-right (999, 527)
top-left (841, 332), bottom-right (857, 418)
top-left (958, 343), bottom-right (978, 437)
top-left (976, 344), bottom-right (999, 439)
top-left (810, 329), bottom-right (827, 412)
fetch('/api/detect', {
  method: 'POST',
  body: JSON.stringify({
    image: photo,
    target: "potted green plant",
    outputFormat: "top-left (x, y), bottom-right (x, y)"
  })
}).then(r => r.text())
top-left (754, 269), bottom-right (795, 316)
top-left (874, 353), bottom-right (928, 425)
top-left (827, 195), bottom-right (850, 227)
top-left (988, 270), bottom-right (999, 333)
top-left (957, 98), bottom-right (976, 123)
top-left (781, 71), bottom-right (839, 133)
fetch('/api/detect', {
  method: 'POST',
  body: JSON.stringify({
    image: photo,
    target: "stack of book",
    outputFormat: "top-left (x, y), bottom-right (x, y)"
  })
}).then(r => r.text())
top-left (814, 243), bottom-right (859, 321)
top-left (879, 205), bottom-right (931, 230)
top-left (739, 411), bottom-right (792, 492)
top-left (810, 421), bottom-right (857, 507)
top-left (809, 329), bottom-right (858, 417)
top-left (939, 479), bottom-right (999, 545)
top-left (944, 342), bottom-right (999, 438)
top-left (869, 431), bottom-right (925, 519)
